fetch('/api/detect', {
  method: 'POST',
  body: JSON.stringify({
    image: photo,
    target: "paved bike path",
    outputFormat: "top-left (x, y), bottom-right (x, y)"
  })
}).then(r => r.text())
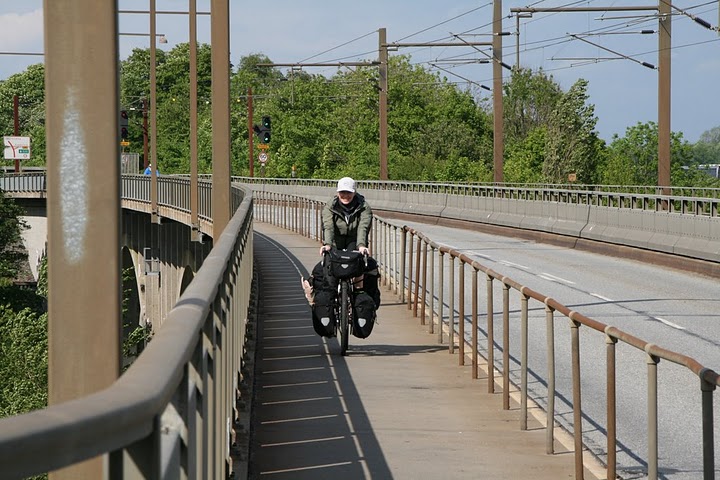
top-left (248, 222), bottom-right (597, 479)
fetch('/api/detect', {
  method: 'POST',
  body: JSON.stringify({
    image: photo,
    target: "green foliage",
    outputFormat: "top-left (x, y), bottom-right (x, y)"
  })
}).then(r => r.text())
top-left (504, 128), bottom-right (547, 184)
top-left (0, 306), bottom-right (48, 418)
top-left (503, 67), bottom-right (562, 143)
top-left (0, 64), bottom-right (47, 166)
top-left (4, 44), bottom-right (720, 186)
top-left (602, 122), bottom-right (695, 186)
top-left (0, 191), bottom-right (28, 282)
top-left (543, 79), bottom-right (604, 184)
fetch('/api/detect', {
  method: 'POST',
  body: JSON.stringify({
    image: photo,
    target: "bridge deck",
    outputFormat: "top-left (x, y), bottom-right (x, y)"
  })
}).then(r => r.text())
top-left (249, 223), bottom-right (596, 479)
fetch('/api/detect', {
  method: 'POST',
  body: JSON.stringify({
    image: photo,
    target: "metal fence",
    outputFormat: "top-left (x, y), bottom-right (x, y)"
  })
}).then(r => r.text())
top-left (0, 180), bottom-right (255, 479)
top-left (254, 190), bottom-right (719, 480)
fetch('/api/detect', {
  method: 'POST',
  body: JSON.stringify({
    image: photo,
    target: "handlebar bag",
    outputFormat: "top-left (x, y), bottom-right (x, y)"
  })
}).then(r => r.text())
top-left (328, 249), bottom-right (365, 280)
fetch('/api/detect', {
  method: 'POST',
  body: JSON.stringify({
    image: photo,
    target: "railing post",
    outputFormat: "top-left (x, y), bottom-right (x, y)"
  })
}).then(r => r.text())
top-left (429, 246), bottom-right (435, 334)
top-left (472, 268), bottom-right (478, 379)
top-left (545, 304), bottom-right (556, 454)
top-left (605, 328), bottom-right (617, 479)
top-left (520, 292), bottom-right (528, 430)
top-left (413, 236), bottom-right (422, 317)
top-left (570, 317), bottom-right (585, 479)
top-left (400, 228), bottom-right (407, 303)
top-left (449, 255), bottom-right (455, 355)
top-left (438, 251), bottom-right (444, 343)
top-left (420, 240), bottom-right (428, 324)
top-left (502, 283), bottom-right (510, 410)
top-left (700, 369), bottom-right (716, 480)
top-left (458, 261), bottom-right (465, 366)
top-left (486, 274), bottom-right (494, 393)
top-left (646, 349), bottom-right (659, 480)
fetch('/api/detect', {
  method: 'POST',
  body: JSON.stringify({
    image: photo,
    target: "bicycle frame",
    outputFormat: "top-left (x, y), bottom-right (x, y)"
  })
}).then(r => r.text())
top-left (335, 277), bottom-right (354, 356)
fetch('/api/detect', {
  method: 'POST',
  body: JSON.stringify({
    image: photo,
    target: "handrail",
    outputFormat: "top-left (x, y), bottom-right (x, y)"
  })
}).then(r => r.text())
top-left (256, 190), bottom-right (719, 480)
top-left (0, 179), bottom-right (255, 479)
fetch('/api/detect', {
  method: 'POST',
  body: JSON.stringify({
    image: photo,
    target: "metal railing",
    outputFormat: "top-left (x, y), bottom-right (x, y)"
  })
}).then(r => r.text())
top-left (255, 190), bottom-right (720, 480)
top-left (0, 179), bottom-right (255, 479)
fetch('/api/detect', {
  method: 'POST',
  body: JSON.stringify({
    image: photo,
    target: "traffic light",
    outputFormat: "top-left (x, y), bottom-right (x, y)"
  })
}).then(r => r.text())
top-left (120, 110), bottom-right (129, 140)
top-left (261, 116), bottom-right (271, 143)
top-left (253, 115), bottom-right (271, 144)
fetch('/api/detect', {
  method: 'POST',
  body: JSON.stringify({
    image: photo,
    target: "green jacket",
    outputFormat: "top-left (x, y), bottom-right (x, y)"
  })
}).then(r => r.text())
top-left (322, 193), bottom-right (373, 249)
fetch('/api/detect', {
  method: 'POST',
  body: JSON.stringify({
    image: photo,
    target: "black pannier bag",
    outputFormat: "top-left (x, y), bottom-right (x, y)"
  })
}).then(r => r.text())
top-left (312, 289), bottom-right (336, 337)
top-left (328, 249), bottom-right (365, 280)
top-left (363, 257), bottom-right (381, 309)
top-left (352, 291), bottom-right (376, 339)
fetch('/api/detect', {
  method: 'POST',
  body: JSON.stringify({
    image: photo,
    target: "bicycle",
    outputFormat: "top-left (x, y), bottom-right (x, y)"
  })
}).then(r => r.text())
top-left (323, 248), bottom-right (367, 356)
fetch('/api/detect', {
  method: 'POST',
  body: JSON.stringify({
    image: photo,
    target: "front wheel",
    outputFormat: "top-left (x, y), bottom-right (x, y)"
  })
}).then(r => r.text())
top-left (339, 281), bottom-right (350, 355)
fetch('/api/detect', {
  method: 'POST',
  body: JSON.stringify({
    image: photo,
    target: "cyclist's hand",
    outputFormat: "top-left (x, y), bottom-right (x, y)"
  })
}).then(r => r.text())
top-left (320, 245), bottom-right (331, 256)
top-left (358, 246), bottom-right (370, 256)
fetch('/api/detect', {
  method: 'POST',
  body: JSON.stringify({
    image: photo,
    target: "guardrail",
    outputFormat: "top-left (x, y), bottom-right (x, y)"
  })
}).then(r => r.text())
top-left (0, 179), bottom-right (255, 479)
top-left (254, 190), bottom-right (719, 480)
top-left (238, 177), bottom-right (720, 268)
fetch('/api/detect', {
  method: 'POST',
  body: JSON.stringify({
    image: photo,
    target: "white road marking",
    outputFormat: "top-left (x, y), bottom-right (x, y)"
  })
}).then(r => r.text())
top-left (537, 272), bottom-right (575, 285)
top-left (590, 293), bottom-right (613, 302)
top-left (499, 260), bottom-right (531, 270)
top-left (654, 317), bottom-right (686, 330)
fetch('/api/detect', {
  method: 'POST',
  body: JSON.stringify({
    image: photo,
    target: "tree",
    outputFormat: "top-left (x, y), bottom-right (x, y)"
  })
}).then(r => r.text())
top-left (0, 191), bottom-right (28, 284)
top-left (0, 64), bottom-right (47, 166)
top-left (503, 67), bottom-right (562, 143)
top-left (543, 79), bottom-right (604, 184)
top-left (691, 126), bottom-right (720, 167)
top-left (602, 122), bottom-right (694, 186)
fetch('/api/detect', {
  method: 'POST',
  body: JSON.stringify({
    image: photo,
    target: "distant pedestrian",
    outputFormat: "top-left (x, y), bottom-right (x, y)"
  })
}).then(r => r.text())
top-left (143, 164), bottom-right (160, 176)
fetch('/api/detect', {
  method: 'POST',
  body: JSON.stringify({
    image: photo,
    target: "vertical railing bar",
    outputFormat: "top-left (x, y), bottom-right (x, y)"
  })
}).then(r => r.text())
top-left (438, 251), bottom-right (444, 344)
top-left (545, 304), bottom-right (556, 454)
top-left (502, 283), bottom-right (510, 410)
top-left (606, 330), bottom-right (617, 479)
top-left (472, 268), bottom-right (478, 379)
top-left (449, 256), bottom-right (455, 355)
top-left (407, 231), bottom-right (414, 310)
top-left (700, 371), bottom-right (716, 480)
top-left (647, 350), bottom-right (659, 480)
top-left (420, 240), bottom-right (428, 325)
top-left (520, 292), bottom-right (528, 430)
top-left (486, 275), bottom-right (494, 394)
top-left (400, 228), bottom-right (407, 304)
top-left (458, 261), bottom-right (465, 366)
top-left (570, 317), bottom-right (584, 479)
top-left (413, 236), bottom-right (422, 318)
top-left (429, 246), bottom-right (435, 334)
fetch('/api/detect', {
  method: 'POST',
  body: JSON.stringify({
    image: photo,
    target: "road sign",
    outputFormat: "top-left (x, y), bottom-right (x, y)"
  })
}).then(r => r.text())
top-left (257, 143), bottom-right (269, 150)
top-left (3, 136), bottom-right (31, 160)
top-left (258, 152), bottom-right (268, 164)
top-left (120, 141), bottom-right (130, 147)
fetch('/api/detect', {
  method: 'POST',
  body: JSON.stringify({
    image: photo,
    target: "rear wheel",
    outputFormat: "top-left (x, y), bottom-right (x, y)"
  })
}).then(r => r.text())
top-left (339, 281), bottom-right (350, 355)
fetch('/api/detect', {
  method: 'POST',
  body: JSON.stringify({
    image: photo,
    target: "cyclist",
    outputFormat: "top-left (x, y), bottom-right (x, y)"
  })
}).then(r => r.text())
top-left (303, 177), bottom-right (380, 339)
top-left (319, 176), bottom-right (373, 256)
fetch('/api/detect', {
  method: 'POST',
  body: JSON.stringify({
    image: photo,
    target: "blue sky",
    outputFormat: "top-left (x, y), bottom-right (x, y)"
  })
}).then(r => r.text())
top-left (1, 0), bottom-right (719, 142)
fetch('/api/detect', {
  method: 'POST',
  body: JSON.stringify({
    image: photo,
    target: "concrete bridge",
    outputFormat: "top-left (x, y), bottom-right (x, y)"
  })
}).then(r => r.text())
top-left (1, 174), bottom-right (719, 479)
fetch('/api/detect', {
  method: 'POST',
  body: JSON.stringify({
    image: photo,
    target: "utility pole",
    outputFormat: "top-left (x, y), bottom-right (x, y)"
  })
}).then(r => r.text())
top-left (142, 98), bottom-right (149, 170)
top-left (13, 95), bottom-right (19, 173)
top-left (492, 0), bottom-right (504, 183)
top-left (189, 0), bottom-right (200, 241)
top-left (379, 28), bottom-right (388, 180)
top-left (248, 87), bottom-right (254, 177)
top-left (658, 0), bottom-right (671, 194)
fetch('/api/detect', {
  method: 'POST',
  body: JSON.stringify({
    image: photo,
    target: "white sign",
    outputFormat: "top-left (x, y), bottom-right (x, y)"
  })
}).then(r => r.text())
top-left (258, 152), bottom-right (268, 164)
top-left (3, 136), bottom-right (31, 160)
